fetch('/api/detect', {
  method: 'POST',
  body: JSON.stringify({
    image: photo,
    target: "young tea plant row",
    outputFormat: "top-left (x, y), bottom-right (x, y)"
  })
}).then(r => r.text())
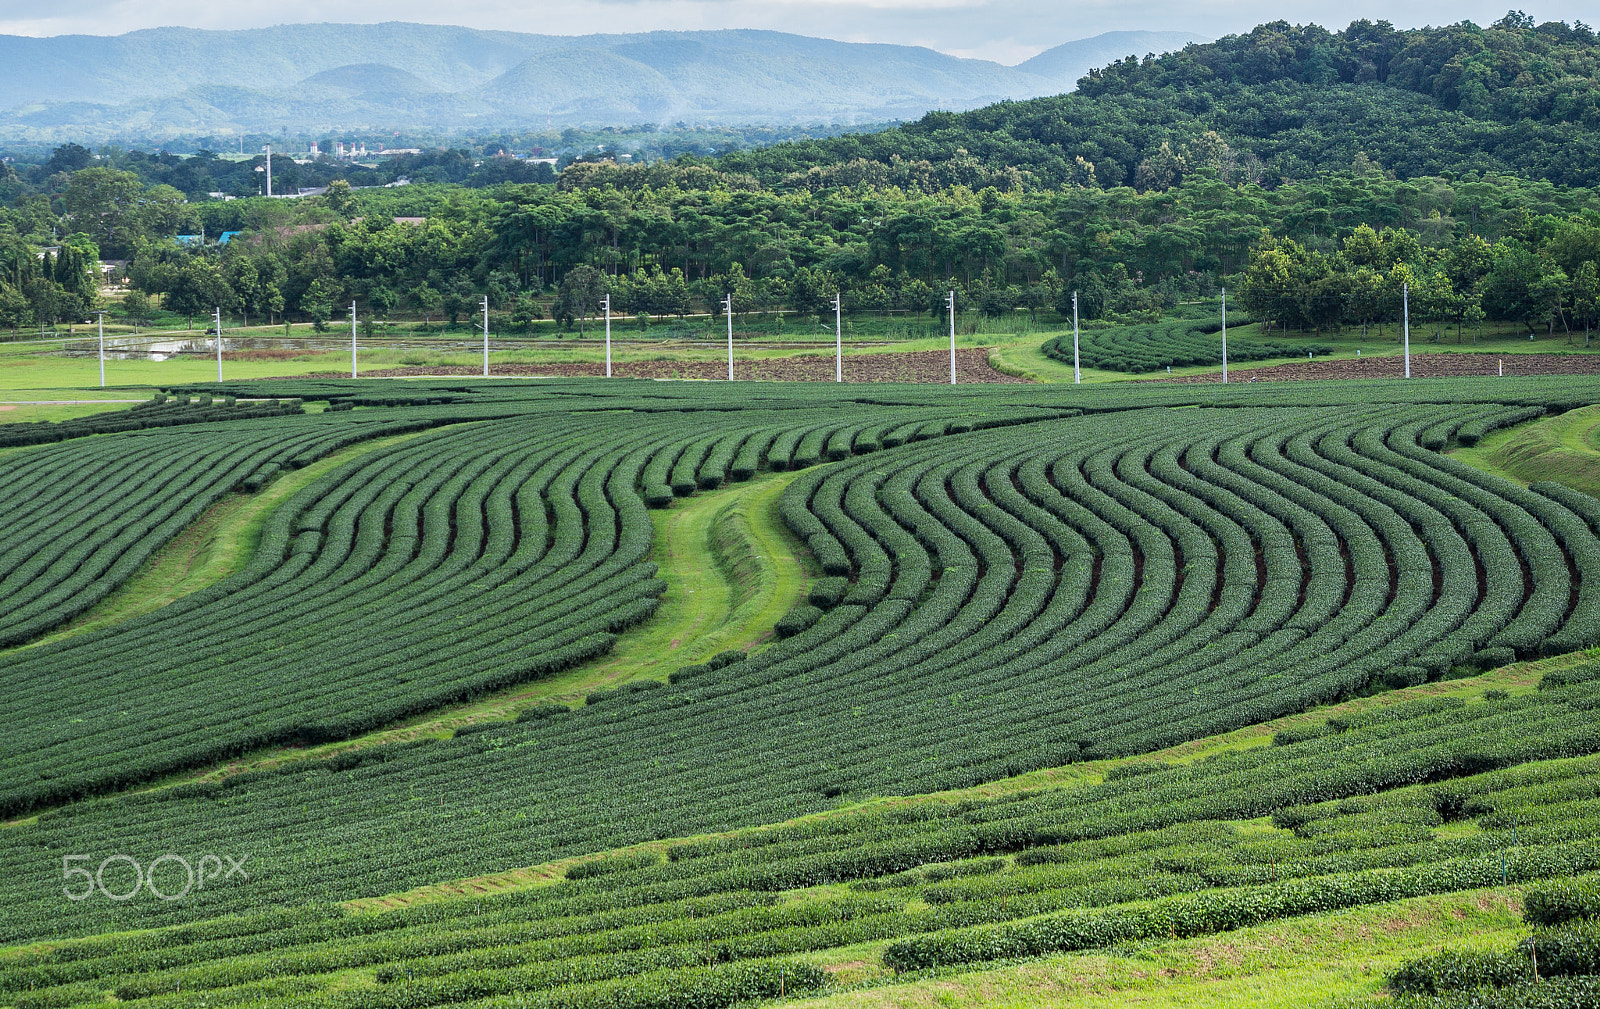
top-left (1387, 874), bottom-right (1600, 1007)
top-left (2, 671), bottom-right (1597, 1005)
top-left (0, 394), bottom-right (304, 449)
top-left (1, 393), bottom-right (1595, 943)
top-left (1041, 320), bottom-right (1331, 373)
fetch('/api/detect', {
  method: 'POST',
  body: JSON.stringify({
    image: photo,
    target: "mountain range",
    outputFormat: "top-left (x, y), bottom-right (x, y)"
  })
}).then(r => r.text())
top-left (0, 24), bottom-right (1204, 139)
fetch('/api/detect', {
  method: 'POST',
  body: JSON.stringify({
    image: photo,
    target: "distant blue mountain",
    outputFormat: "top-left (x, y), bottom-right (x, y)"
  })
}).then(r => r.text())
top-left (0, 24), bottom-right (1207, 140)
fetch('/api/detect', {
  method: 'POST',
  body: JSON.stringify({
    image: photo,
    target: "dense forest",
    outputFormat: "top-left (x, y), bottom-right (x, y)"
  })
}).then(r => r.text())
top-left (1, 13), bottom-right (1597, 337)
top-left (723, 13), bottom-right (1600, 189)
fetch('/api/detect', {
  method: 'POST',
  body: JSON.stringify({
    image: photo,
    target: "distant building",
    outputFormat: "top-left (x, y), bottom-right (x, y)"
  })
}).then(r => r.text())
top-left (218, 231), bottom-right (242, 244)
top-left (174, 235), bottom-right (203, 246)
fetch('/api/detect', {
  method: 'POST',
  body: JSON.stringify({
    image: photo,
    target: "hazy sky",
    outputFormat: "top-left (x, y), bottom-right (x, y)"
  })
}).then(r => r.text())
top-left (1, 0), bottom-right (1593, 64)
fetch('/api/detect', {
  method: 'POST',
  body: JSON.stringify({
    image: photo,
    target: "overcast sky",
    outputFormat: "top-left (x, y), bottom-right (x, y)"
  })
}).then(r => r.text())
top-left (1, 0), bottom-right (1593, 64)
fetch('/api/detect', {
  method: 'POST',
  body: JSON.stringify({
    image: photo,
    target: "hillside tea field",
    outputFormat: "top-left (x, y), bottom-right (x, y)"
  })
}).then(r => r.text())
top-left (1042, 320), bottom-right (1334, 374)
top-left (3, 376), bottom-right (1600, 1007)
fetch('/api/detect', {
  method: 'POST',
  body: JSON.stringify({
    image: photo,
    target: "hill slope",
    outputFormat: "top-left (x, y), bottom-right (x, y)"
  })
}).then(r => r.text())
top-left (723, 16), bottom-right (1600, 188)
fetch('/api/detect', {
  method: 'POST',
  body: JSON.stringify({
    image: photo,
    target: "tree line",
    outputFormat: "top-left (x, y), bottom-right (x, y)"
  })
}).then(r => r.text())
top-left (3, 159), bottom-right (1598, 336)
top-left (1238, 221), bottom-right (1600, 342)
top-left (2, 9), bottom-right (1598, 337)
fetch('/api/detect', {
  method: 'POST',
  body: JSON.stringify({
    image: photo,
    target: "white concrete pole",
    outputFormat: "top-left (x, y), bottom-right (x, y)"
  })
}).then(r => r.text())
top-left (96, 311), bottom-right (105, 387)
top-left (350, 301), bottom-right (357, 378)
top-left (834, 293), bottom-right (842, 382)
top-left (1403, 282), bottom-right (1411, 378)
top-left (482, 295), bottom-right (489, 378)
top-left (725, 294), bottom-right (733, 380)
top-left (948, 290), bottom-right (956, 385)
top-left (1221, 287), bottom-right (1228, 384)
top-left (214, 306), bottom-right (222, 382)
top-left (1072, 291), bottom-right (1080, 384)
top-left (602, 294), bottom-right (612, 377)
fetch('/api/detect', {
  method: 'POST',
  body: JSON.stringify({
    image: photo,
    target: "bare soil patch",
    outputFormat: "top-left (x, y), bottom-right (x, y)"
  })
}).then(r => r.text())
top-left (285, 349), bottom-right (1026, 384)
top-left (1150, 353), bottom-right (1600, 383)
top-left (223, 349), bottom-right (335, 361)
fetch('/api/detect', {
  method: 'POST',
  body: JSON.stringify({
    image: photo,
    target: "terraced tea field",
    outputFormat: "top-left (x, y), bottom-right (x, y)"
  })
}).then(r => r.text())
top-left (3, 375), bottom-right (1600, 1007)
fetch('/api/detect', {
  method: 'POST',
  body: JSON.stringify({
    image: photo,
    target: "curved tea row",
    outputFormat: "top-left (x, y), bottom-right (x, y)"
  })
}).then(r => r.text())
top-left (3, 397), bottom-right (1598, 941)
top-left (0, 402), bottom-right (1035, 817)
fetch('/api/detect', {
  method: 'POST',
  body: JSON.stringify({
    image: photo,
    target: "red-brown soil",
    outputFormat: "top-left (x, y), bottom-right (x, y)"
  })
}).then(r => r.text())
top-left (1149, 352), bottom-right (1600, 382)
top-left (289, 348), bottom-right (1028, 383)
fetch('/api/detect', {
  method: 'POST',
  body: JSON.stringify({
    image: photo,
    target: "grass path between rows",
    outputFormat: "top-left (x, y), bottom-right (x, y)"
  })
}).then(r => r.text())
top-left (11, 429), bottom-right (431, 652)
top-left (789, 888), bottom-right (1527, 1008)
top-left (1, 466), bottom-right (815, 826)
top-left (344, 651), bottom-right (1575, 911)
top-left (1450, 402), bottom-right (1600, 497)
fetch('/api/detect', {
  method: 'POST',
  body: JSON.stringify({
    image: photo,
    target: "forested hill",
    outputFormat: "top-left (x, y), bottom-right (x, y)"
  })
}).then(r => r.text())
top-left (720, 14), bottom-right (1600, 190)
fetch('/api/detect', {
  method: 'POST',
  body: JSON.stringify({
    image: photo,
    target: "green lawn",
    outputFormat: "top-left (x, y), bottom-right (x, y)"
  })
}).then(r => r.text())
top-left (787, 888), bottom-right (1527, 1009)
top-left (1451, 403), bottom-right (1600, 498)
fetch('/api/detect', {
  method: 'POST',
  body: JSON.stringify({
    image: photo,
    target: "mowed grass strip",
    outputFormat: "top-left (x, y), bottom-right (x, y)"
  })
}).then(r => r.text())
top-left (343, 652), bottom-right (1578, 914)
top-left (1451, 403), bottom-right (1600, 498)
top-left (3, 468), bottom-right (816, 831)
top-left (10, 429), bottom-right (435, 650)
top-left (784, 888), bottom-right (1528, 1009)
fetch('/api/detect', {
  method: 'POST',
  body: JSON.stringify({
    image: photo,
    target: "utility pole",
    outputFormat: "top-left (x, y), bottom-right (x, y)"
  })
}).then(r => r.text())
top-left (214, 306), bottom-right (222, 382)
top-left (264, 145), bottom-right (272, 198)
top-left (725, 293), bottom-right (733, 380)
top-left (95, 310), bottom-right (106, 387)
top-left (481, 295), bottom-right (489, 378)
top-left (1403, 282), bottom-right (1411, 378)
top-left (1072, 291), bottom-right (1081, 384)
top-left (1221, 287), bottom-right (1228, 384)
top-left (602, 294), bottom-right (612, 377)
top-left (948, 289), bottom-right (956, 385)
top-left (833, 293), bottom-right (842, 382)
top-left (350, 301), bottom-right (358, 378)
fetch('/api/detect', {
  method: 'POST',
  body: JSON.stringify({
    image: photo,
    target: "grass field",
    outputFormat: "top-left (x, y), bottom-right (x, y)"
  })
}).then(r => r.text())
top-left (788, 888), bottom-right (1529, 1008)
top-left (2, 312), bottom-right (1593, 389)
top-left (1451, 403), bottom-right (1600, 497)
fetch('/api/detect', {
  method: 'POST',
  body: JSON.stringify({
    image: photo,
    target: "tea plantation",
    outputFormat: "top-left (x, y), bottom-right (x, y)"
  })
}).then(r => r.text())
top-left (3, 375), bottom-right (1600, 1007)
top-left (1042, 319), bottom-right (1335, 373)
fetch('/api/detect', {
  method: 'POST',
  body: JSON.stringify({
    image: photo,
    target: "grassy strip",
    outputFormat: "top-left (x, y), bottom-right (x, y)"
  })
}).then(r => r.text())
top-left (2, 469), bottom-right (815, 835)
top-left (342, 653), bottom-right (1579, 915)
top-left (0, 401), bottom-right (139, 427)
top-left (1, 315), bottom-right (1585, 388)
top-left (786, 887), bottom-right (1528, 1008)
top-left (8, 430), bottom-right (431, 652)
top-left (1451, 404), bottom-right (1600, 497)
